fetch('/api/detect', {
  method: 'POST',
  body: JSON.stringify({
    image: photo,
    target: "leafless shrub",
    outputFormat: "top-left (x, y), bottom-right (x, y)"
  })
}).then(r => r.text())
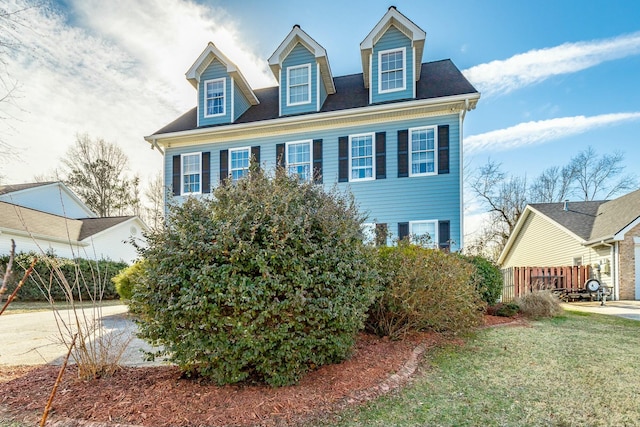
top-left (516, 290), bottom-right (563, 319)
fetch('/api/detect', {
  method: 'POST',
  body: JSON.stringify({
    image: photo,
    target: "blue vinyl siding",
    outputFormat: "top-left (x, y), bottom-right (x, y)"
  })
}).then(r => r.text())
top-left (198, 59), bottom-right (231, 126)
top-left (319, 68), bottom-right (328, 109)
top-left (281, 44), bottom-right (317, 116)
top-left (371, 27), bottom-right (414, 104)
top-left (233, 80), bottom-right (251, 122)
top-left (164, 113), bottom-right (462, 250)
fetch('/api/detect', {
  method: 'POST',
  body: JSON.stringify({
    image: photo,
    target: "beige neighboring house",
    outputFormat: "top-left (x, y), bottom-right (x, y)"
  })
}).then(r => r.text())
top-left (499, 188), bottom-right (640, 301)
top-left (0, 182), bottom-right (146, 264)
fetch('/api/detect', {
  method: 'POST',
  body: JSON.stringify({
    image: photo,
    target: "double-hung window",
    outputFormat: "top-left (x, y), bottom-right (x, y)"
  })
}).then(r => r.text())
top-left (379, 48), bottom-right (405, 93)
top-left (181, 152), bottom-right (201, 194)
top-left (350, 133), bottom-right (375, 181)
top-left (230, 147), bottom-right (250, 181)
top-left (287, 64), bottom-right (311, 105)
top-left (205, 78), bottom-right (225, 117)
top-left (410, 220), bottom-right (438, 247)
top-left (286, 140), bottom-right (312, 182)
top-left (409, 126), bottom-right (437, 176)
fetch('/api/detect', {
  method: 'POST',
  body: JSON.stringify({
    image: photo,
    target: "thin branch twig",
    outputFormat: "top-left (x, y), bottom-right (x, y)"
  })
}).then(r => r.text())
top-left (0, 256), bottom-right (37, 315)
top-left (0, 239), bottom-right (16, 296)
top-left (40, 332), bottom-right (78, 427)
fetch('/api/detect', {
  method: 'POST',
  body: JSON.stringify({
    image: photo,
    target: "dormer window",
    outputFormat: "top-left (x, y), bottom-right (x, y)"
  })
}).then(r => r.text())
top-left (287, 64), bottom-right (311, 106)
top-left (205, 78), bottom-right (225, 117)
top-left (379, 47), bottom-right (406, 93)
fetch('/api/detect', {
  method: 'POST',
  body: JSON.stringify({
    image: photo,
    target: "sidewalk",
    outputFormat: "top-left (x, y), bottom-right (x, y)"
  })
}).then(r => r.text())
top-left (562, 300), bottom-right (640, 321)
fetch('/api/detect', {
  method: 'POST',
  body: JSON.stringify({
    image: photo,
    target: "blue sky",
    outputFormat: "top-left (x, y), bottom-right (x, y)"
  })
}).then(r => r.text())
top-left (1, 0), bottom-right (640, 237)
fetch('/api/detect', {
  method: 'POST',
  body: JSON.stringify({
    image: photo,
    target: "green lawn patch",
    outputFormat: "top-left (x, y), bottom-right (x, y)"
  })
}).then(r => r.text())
top-left (315, 312), bottom-right (640, 427)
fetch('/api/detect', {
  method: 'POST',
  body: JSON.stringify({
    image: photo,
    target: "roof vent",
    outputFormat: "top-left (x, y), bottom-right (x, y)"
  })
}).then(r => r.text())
top-left (563, 199), bottom-right (569, 211)
top-left (388, 5), bottom-right (397, 10)
top-left (293, 24), bottom-right (300, 29)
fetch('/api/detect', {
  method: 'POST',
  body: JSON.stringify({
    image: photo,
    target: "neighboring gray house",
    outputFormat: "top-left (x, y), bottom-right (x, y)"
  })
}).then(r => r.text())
top-left (499, 188), bottom-right (640, 300)
top-left (0, 182), bottom-right (146, 264)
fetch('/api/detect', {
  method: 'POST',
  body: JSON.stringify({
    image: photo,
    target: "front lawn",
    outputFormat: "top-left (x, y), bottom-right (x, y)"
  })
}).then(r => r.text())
top-left (314, 312), bottom-right (640, 427)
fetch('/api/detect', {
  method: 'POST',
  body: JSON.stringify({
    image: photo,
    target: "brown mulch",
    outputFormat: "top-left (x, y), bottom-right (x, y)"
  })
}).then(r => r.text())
top-left (0, 315), bottom-right (523, 427)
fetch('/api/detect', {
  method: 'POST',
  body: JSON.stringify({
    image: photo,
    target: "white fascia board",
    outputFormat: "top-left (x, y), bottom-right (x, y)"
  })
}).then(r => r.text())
top-left (145, 92), bottom-right (480, 146)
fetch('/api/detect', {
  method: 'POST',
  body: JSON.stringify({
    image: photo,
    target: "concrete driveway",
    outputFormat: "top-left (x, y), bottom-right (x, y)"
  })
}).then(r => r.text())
top-left (562, 300), bottom-right (640, 321)
top-left (0, 304), bottom-right (162, 366)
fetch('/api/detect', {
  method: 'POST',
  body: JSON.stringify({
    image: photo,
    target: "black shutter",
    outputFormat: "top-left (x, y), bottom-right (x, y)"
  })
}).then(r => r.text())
top-left (375, 223), bottom-right (387, 247)
top-left (276, 143), bottom-right (285, 169)
top-left (438, 220), bottom-right (451, 251)
top-left (438, 125), bottom-right (450, 174)
top-left (338, 136), bottom-right (349, 182)
top-left (375, 132), bottom-right (386, 179)
top-left (398, 222), bottom-right (409, 241)
top-left (397, 130), bottom-right (408, 178)
top-left (313, 139), bottom-right (323, 184)
top-left (251, 146), bottom-right (261, 166)
top-left (201, 152), bottom-right (210, 194)
top-left (219, 149), bottom-right (229, 184)
top-left (172, 155), bottom-right (181, 196)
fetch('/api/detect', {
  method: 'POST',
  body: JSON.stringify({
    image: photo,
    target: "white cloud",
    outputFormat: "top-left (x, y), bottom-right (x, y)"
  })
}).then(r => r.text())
top-left (465, 112), bottom-right (640, 153)
top-left (464, 32), bottom-right (640, 96)
top-left (0, 0), bottom-right (275, 186)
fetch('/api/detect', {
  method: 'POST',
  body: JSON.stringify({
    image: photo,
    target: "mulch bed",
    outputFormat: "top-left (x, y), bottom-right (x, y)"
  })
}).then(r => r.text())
top-left (0, 315), bottom-right (521, 427)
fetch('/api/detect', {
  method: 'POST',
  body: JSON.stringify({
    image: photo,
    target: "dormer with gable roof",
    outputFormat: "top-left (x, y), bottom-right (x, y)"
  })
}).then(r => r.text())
top-left (268, 25), bottom-right (336, 117)
top-left (186, 42), bottom-right (259, 127)
top-left (360, 6), bottom-right (426, 104)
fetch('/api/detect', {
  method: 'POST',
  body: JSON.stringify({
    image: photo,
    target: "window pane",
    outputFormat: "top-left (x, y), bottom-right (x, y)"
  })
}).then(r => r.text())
top-left (230, 148), bottom-right (250, 181)
top-left (350, 135), bottom-right (373, 180)
top-left (381, 50), bottom-right (404, 91)
top-left (411, 222), bottom-right (436, 246)
top-left (410, 128), bottom-right (435, 175)
top-left (288, 66), bottom-right (309, 104)
top-left (206, 80), bottom-right (224, 115)
top-left (182, 154), bottom-right (201, 193)
top-left (287, 141), bottom-right (311, 181)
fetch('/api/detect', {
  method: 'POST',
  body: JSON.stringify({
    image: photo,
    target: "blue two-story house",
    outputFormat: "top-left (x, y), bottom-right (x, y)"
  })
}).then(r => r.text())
top-left (145, 7), bottom-right (480, 251)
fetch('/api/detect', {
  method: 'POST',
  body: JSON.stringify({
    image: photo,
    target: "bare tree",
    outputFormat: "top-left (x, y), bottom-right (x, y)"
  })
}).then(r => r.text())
top-left (143, 172), bottom-right (165, 230)
top-left (569, 146), bottom-right (636, 201)
top-left (469, 159), bottom-right (528, 252)
top-left (528, 165), bottom-right (575, 203)
top-left (60, 133), bottom-right (140, 217)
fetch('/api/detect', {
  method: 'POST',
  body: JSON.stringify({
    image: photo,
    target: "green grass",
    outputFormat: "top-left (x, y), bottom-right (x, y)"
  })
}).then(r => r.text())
top-left (311, 312), bottom-right (640, 427)
top-left (1, 299), bottom-right (123, 315)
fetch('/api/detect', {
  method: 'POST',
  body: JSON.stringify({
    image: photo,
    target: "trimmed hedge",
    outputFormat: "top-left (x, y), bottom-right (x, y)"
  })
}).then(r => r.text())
top-left (0, 252), bottom-right (126, 301)
top-left (132, 167), bottom-right (378, 387)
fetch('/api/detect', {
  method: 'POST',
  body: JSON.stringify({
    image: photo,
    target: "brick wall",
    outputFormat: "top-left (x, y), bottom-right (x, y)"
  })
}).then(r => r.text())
top-left (618, 222), bottom-right (640, 300)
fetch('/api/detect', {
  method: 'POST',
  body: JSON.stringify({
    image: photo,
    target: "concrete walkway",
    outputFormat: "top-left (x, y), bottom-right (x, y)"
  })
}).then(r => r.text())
top-left (562, 300), bottom-right (640, 321)
top-left (0, 304), bottom-right (162, 366)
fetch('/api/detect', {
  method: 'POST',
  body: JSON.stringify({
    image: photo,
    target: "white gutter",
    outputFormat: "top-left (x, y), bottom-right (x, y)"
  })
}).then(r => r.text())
top-left (144, 92), bottom-right (480, 145)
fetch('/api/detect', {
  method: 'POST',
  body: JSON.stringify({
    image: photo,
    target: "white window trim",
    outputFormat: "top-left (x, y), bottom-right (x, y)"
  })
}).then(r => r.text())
top-left (378, 47), bottom-right (406, 94)
top-left (285, 139), bottom-right (313, 182)
top-left (409, 220), bottom-right (438, 247)
top-left (408, 125), bottom-right (438, 177)
top-left (349, 132), bottom-right (376, 182)
top-left (204, 77), bottom-right (226, 118)
top-left (229, 146), bottom-right (251, 181)
top-left (361, 223), bottom-right (376, 246)
top-left (286, 63), bottom-right (312, 106)
top-left (181, 152), bottom-right (202, 195)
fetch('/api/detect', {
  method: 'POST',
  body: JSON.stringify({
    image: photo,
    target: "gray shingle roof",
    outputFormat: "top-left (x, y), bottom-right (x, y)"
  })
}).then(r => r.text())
top-left (530, 201), bottom-right (605, 240)
top-left (530, 188), bottom-right (640, 242)
top-left (152, 59), bottom-right (478, 136)
top-left (78, 217), bottom-right (134, 240)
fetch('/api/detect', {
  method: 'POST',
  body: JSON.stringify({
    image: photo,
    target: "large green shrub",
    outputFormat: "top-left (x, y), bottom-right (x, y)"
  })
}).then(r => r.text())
top-left (112, 260), bottom-right (146, 301)
top-left (0, 253), bottom-right (126, 301)
top-left (132, 167), bottom-right (378, 386)
top-left (466, 255), bottom-right (503, 305)
top-left (366, 241), bottom-right (485, 339)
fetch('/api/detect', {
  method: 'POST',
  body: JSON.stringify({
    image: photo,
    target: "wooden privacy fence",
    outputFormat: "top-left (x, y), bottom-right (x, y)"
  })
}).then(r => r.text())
top-left (501, 265), bottom-right (591, 302)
